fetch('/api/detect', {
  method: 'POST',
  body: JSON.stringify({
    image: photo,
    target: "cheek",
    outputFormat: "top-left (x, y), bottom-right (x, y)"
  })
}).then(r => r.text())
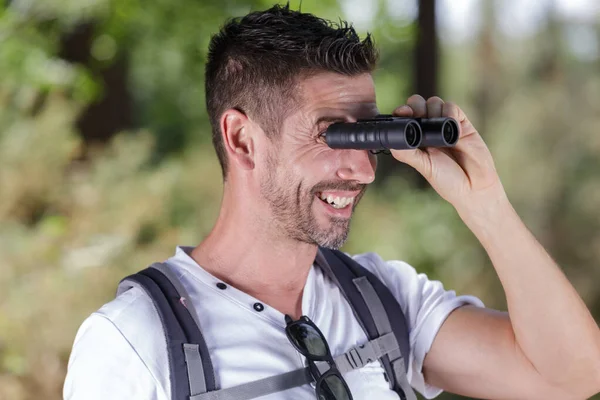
top-left (287, 144), bottom-right (337, 174)
top-left (259, 148), bottom-right (283, 185)
top-left (302, 149), bottom-right (340, 178)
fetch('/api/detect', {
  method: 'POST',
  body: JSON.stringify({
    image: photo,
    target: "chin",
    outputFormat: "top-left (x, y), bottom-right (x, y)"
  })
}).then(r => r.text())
top-left (316, 234), bottom-right (348, 250)
top-left (311, 222), bottom-right (351, 250)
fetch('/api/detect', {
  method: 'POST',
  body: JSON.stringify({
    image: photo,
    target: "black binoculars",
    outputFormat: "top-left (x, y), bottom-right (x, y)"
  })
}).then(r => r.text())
top-left (324, 115), bottom-right (459, 151)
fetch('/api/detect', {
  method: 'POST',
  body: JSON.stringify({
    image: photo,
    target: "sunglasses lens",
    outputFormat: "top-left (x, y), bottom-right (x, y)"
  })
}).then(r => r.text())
top-left (317, 374), bottom-right (351, 400)
top-left (288, 322), bottom-right (327, 357)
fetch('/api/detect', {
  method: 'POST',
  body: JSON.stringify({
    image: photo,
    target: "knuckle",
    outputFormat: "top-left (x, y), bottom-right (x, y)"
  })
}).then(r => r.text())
top-left (427, 96), bottom-right (444, 104)
top-left (393, 105), bottom-right (411, 113)
top-left (408, 94), bottom-right (425, 103)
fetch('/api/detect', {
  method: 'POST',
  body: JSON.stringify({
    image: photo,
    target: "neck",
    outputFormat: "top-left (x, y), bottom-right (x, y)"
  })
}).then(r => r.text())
top-left (190, 184), bottom-right (318, 300)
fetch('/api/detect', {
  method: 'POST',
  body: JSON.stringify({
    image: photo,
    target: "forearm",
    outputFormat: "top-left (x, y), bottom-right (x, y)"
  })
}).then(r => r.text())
top-left (457, 192), bottom-right (600, 389)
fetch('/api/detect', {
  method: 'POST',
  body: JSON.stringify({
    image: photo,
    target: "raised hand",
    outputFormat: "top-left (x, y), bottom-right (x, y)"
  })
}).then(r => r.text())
top-left (390, 95), bottom-right (506, 214)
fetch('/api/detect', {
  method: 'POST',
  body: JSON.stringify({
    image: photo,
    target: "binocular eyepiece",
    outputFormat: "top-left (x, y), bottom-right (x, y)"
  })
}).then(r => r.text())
top-left (324, 115), bottom-right (459, 151)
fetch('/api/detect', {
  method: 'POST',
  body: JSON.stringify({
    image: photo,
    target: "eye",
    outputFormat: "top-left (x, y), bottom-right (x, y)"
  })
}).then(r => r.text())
top-left (315, 130), bottom-right (327, 144)
top-left (317, 122), bottom-right (330, 133)
top-left (315, 124), bottom-right (331, 142)
top-left (316, 120), bottom-right (340, 135)
top-left (314, 119), bottom-right (345, 144)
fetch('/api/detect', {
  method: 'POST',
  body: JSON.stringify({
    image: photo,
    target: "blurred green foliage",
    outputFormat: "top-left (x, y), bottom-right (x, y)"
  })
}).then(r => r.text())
top-left (1, 0), bottom-right (599, 399)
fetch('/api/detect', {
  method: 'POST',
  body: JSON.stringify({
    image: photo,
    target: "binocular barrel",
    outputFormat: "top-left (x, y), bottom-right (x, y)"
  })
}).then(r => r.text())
top-left (324, 116), bottom-right (459, 150)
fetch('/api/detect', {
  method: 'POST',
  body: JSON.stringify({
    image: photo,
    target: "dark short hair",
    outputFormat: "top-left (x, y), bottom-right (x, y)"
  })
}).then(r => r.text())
top-left (205, 3), bottom-right (379, 179)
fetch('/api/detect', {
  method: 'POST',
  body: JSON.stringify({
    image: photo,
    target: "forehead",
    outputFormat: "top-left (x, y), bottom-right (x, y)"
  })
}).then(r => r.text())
top-left (295, 72), bottom-right (377, 117)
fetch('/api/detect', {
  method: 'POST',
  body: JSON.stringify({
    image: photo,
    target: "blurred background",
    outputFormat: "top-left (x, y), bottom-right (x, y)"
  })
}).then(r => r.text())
top-left (1, 0), bottom-right (600, 399)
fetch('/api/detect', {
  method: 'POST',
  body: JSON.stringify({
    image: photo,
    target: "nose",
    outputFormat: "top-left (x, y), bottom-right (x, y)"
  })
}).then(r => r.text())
top-left (336, 149), bottom-right (376, 184)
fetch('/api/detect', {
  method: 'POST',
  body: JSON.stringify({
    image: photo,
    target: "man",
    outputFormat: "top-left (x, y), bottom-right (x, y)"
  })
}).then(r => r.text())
top-left (64, 4), bottom-right (600, 400)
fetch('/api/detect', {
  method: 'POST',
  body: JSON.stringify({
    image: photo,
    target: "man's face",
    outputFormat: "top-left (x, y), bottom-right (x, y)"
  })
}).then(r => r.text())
top-left (259, 72), bottom-right (378, 249)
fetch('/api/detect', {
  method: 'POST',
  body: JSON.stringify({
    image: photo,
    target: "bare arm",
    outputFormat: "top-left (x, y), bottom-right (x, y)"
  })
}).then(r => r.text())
top-left (391, 95), bottom-right (600, 399)
top-left (424, 196), bottom-right (600, 399)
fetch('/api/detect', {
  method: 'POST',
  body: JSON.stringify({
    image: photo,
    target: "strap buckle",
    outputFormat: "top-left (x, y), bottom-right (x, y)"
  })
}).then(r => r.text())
top-left (346, 341), bottom-right (376, 369)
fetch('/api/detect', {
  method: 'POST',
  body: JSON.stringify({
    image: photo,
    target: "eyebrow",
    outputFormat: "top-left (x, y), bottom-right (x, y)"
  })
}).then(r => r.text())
top-left (314, 116), bottom-right (347, 126)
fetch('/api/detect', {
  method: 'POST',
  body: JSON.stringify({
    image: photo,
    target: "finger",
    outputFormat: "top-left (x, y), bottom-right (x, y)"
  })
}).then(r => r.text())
top-left (422, 99), bottom-right (495, 191)
top-left (390, 148), bottom-right (432, 179)
top-left (442, 101), bottom-right (464, 140)
top-left (450, 136), bottom-right (497, 189)
top-left (426, 96), bottom-right (444, 118)
top-left (442, 101), bottom-right (460, 121)
top-left (392, 104), bottom-right (414, 118)
top-left (442, 104), bottom-right (496, 187)
top-left (444, 102), bottom-right (475, 139)
top-left (406, 94), bottom-right (427, 118)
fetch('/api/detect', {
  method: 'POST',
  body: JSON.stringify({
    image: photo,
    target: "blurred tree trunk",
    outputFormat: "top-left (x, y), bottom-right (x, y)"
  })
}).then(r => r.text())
top-left (597, 21), bottom-right (600, 72)
top-left (533, 0), bottom-right (563, 84)
top-left (535, 0), bottom-right (566, 250)
top-left (472, 0), bottom-right (499, 136)
top-left (59, 22), bottom-right (133, 152)
top-left (377, 0), bottom-right (439, 189)
top-left (414, 0), bottom-right (438, 100)
top-left (411, 0), bottom-right (438, 189)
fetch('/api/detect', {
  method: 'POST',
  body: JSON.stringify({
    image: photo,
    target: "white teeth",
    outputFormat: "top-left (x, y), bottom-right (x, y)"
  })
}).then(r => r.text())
top-left (318, 192), bottom-right (355, 209)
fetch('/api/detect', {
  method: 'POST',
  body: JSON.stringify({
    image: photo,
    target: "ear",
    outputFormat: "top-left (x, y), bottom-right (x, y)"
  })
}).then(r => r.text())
top-left (220, 109), bottom-right (256, 171)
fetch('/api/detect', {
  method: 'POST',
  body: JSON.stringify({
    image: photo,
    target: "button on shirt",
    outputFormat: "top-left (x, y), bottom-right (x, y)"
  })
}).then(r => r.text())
top-left (63, 247), bottom-right (483, 400)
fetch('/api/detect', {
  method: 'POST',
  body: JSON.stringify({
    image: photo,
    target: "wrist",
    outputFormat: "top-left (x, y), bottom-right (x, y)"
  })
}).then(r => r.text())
top-left (455, 187), bottom-right (516, 238)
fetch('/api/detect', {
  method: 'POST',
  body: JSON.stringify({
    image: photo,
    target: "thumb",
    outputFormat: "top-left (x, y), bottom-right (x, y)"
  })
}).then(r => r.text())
top-left (390, 148), bottom-right (432, 180)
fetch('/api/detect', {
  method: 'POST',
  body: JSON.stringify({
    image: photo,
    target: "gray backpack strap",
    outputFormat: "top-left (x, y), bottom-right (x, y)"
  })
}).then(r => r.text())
top-left (327, 332), bottom-right (399, 374)
top-left (191, 368), bottom-right (311, 400)
top-left (150, 262), bottom-right (204, 336)
top-left (148, 262), bottom-right (217, 397)
top-left (317, 248), bottom-right (417, 400)
top-left (191, 333), bottom-right (401, 400)
top-left (117, 263), bottom-right (217, 400)
top-left (354, 277), bottom-right (417, 400)
top-left (118, 252), bottom-right (416, 400)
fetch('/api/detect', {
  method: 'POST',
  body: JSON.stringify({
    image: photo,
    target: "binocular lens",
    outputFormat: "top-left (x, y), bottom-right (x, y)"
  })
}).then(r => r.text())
top-left (406, 123), bottom-right (420, 148)
top-left (443, 120), bottom-right (459, 145)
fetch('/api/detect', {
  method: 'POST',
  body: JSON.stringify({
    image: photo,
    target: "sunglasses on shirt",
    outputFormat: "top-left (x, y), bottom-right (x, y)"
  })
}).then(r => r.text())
top-left (285, 315), bottom-right (353, 400)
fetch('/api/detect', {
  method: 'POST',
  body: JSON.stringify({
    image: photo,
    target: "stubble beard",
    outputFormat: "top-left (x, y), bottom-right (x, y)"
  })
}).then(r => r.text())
top-left (260, 156), bottom-right (357, 250)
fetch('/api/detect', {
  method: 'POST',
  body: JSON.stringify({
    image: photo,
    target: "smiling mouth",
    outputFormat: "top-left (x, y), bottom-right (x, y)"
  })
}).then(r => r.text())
top-left (315, 192), bottom-right (355, 209)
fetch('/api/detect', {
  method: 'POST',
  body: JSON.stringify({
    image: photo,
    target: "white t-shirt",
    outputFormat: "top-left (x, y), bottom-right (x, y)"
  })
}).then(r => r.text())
top-left (63, 247), bottom-right (483, 400)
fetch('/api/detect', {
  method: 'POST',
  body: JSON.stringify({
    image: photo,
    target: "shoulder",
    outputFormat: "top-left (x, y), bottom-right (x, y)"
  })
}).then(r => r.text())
top-left (350, 251), bottom-right (420, 287)
top-left (345, 251), bottom-right (484, 398)
top-left (347, 250), bottom-right (483, 330)
top-left (64, 286), bottom-right (169, 400)
top-left (348, 251), bottom-right (438, 315)
top-left (96, 284), bottom-right (162, 338)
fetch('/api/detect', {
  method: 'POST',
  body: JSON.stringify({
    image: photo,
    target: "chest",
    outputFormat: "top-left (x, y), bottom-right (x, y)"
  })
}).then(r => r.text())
top-left (184, 267), bottom-right (374, 383)
top-left (143, 264), bottom-right (402, 399)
